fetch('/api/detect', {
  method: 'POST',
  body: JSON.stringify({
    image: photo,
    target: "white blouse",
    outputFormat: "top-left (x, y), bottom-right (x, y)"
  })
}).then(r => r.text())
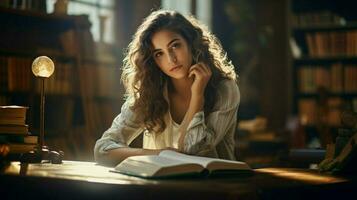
top-left (94, 79), bottom-right (240, 161)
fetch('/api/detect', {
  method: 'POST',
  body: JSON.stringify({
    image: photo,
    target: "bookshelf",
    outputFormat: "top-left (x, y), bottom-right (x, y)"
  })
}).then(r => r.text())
top-left (0, 7), bottom-right (122, 160)
top-left (288, 0), bottom-right (357, 148)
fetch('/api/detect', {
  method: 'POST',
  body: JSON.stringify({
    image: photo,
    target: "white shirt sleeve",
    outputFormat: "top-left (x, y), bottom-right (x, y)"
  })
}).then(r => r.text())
top-left (94, 100), bottom-right (144, 161)
top-left (183, 79), bottom-right (240, 155)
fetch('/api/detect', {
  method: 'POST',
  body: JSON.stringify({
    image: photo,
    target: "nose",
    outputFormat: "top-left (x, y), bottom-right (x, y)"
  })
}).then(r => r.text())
top-left (168, 51), bottom-right (177, 64)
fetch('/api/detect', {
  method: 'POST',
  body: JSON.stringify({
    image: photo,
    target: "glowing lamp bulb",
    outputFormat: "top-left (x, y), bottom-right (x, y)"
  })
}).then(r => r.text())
top-left (32, 56), bottom-right (55, 78)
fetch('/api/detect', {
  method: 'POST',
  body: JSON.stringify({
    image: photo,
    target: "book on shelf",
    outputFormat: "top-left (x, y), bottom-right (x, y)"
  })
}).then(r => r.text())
top-left (298, 64), bottom-right (357, 93)
top-left (331, 63), bottom-right (343, 93)
top-left (305, 31), bottom-right (357, 57)
top-left (298, 98), bottom-right (345, 126)
top-left (7, 57), bottom-right (32, 92)
top-left (344, 66), bottom-right (357, 92)
top-left (298, 99), bottom-right (316, 125)
top-left (112, 150), bottom-right (252, 178)
top-left (292, 11), bottom-right (346, 28)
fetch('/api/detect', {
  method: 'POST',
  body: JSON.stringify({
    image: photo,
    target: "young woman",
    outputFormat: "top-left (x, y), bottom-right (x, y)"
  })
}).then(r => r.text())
top-left (94, 10), bottom-right (240, 166)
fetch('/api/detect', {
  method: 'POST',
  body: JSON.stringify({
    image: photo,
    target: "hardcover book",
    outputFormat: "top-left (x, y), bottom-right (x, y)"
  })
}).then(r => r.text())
top-left (0, 134), bottom-right (38, 144)
top-left (0, 105), bottom-right (27, 118)
top-left (0, 124), bottom-right (28, 134)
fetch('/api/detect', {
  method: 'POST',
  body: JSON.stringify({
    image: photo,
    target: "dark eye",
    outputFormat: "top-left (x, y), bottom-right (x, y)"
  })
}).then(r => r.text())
top-left (171, 42), bottom-right (180, 49)
top-left (154, 52), bottom-right (163, 58)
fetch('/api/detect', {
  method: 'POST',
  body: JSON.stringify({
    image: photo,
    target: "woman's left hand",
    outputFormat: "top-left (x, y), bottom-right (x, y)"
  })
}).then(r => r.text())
top-left (188, 62), bottom-right (212, 96)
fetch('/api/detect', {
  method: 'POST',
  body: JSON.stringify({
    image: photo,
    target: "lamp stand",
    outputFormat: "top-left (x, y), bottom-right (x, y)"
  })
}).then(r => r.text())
top-left (39, 77), bottom-right (45, 148)
top-left (20, 78), bottom-right (63, 164)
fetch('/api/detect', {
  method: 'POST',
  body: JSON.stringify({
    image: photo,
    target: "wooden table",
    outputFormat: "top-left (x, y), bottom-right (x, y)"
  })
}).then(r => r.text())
top-left (0, 161), bottom-right (355, 200)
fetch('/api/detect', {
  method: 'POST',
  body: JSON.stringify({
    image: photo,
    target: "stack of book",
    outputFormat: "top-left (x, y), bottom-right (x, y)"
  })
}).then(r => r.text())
top-left (0, 105), bottom-right (37, 155)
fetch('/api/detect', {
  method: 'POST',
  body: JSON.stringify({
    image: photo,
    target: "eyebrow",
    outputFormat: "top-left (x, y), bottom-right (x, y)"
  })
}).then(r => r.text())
top-left (153, 38), bottom-right (180, 53)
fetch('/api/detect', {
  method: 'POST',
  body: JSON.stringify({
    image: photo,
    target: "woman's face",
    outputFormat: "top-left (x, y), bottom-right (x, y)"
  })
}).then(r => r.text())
top-left (151, 29), bottom-right (193, 80)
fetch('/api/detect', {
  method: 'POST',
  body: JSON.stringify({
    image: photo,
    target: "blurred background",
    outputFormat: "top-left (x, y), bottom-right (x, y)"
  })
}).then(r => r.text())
top-left (1, 0), bottom-right (357, 168)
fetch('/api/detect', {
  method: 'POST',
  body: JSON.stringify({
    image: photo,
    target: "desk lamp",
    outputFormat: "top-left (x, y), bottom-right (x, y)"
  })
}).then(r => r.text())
top-left (20, 56), bottom-right (63, 164)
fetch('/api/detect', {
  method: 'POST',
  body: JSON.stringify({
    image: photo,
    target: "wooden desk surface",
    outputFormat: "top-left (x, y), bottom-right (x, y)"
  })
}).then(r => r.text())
top-left (0, 161), bottom-right (355, 200)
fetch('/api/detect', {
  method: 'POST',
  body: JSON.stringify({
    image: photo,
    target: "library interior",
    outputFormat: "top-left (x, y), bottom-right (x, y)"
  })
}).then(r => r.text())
top-left (0, 0), bottom-right (356, 199)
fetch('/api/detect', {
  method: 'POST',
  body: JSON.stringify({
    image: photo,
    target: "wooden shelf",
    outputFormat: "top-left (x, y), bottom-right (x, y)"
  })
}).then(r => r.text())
top-left (288, 0), bottom-right (357, 149)
top-left (0, 49), bottom-right (76, 62)
top-left (292, 22), bottom-right (357, 32)
top-left (0, 7), bottom-right (90, 29)
top-left (293, 56), bottom-right (357, 64)
top-left (297, 93), bottom-right (357, 98)
top-left (0, 6), bottom-right (123, 161)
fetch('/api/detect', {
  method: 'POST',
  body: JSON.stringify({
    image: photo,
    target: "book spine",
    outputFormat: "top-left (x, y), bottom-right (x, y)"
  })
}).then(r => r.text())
top-left (0, 135), bottom-right (38, 144)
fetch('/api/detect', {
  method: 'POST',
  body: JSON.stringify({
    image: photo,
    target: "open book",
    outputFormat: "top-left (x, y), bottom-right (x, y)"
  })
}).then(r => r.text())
top-left (112, 150), bottom-right (251, 178)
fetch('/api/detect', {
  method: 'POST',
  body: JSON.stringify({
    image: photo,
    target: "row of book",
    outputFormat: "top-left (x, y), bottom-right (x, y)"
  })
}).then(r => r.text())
top-left (298, 98), bottom-right (357, 126)
top-left (35, 62), bottom-right (74, 95)
top-left (0, 0), bottom-right (46, 13)
top-left (292, 11), bottom-right (345, 27)
top-left (0, 10), bottom-right (108, 161)
top-left (0, 56), bottom-right (74, 94)
top-left (0, 56), bottom-right (32, 92)
top-left (305, 31), bottom-right (357, 57)
top-left (0, 105), bottom-right (37, 155)
top-left (298, 64), bottom-right (357, 93)
top-left (0, 56), bottom-right (122, 97)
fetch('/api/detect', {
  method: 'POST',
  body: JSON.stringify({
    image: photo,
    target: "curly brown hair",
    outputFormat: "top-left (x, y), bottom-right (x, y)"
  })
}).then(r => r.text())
top-left (121, 10), bottom-right (237, 133)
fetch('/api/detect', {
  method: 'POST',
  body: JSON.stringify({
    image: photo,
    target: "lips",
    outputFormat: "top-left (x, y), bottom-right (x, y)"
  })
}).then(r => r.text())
top-left (170, 65), bottom-right (182, 72)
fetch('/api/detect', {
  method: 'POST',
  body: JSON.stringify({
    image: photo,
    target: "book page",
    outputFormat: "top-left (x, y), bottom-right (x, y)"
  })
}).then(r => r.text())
top-left (115, 155), bottom-right (181, 177)
top-left (126, 155), bottom-right (191, 167)
top-left (159, 150), bottom-right (241, 168)
top-left (115, 155), bottom-right (203, 178)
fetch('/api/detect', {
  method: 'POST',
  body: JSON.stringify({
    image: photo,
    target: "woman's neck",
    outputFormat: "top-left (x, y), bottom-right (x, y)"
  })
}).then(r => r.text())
top-left (169, 77), bottom-right (193, 99)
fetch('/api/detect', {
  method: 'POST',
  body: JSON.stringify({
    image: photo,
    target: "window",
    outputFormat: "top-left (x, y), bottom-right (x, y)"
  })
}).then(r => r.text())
top-left (161, 0), bottom-right (212, 29)
top-left (161, 0), bottom-right (191, 16)
top-left (47, 0), bottom-right (115, 44)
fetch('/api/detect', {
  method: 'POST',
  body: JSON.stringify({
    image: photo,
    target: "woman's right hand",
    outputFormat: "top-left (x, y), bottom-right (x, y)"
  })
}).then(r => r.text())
top-left (188, 62), bottom-right (212, 96)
